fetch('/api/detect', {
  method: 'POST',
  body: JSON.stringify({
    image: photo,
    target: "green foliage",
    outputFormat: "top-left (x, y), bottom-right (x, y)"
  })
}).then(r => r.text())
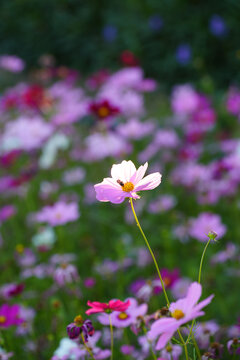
top-left (1, 0), bottom-right (240, 86)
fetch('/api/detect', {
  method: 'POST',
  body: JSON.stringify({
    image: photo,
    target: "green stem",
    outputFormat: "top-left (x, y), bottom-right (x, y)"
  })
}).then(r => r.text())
top-left (186, 237), bottom-right (212, 352)
top-left (81, 333), bottom-right (95, 360)
top-left (129, 198), bottom-right (170, 307)
top-left (192, 335), bottom-right (202, 360)
top-left (109, 314), bottom-right (114, 360)
top-left (198, 237), bottom-right (212, 284)
top-left (177, 330), bottom-right (189, 360)
top-left (130, 198), bottom-right (188, 360)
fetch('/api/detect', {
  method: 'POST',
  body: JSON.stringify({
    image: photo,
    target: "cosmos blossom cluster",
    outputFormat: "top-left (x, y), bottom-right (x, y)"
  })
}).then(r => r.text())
top-left (0, 56), bottom-right (239, 360)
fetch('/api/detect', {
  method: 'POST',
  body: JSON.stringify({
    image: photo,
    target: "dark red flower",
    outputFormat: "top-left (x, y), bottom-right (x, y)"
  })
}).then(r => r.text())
top-left (120, 50), bottom-right (139, 67)
top-left (89, 99), bottom-right (120, 120)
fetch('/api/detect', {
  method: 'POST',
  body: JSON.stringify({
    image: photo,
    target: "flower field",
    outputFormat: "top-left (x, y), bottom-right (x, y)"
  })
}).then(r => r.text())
top-left (0, 57), bottom-right (239, 360)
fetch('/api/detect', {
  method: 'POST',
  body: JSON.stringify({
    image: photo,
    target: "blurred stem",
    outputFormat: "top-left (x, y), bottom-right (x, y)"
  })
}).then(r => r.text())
top-left (109, 314), bottom-right (114, 360)
top-left (130, 198), bottom-right (189, 360)
top-left (192, 336), bottom-right (202, 360)
top-left (81, 333), bottom-right (95, 360)
top-left (129, 198), bottom-right (170, 307)
top-left (177, 330), bottom-right (189, 360)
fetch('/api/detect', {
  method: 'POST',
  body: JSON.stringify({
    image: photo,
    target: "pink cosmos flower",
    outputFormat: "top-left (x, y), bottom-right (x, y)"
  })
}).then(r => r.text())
top-left (189, 212), bottom-right (226, 242)
top-left (148, 282), bottom-right (214, 350)
top-left (0, 304), bottom-right (23, 328)
top-left (86, 299), bottom-right (130, 315)
top-left (98, 298), bottom-right (147, 328)
top-left (0, 55), bottom-right (25, 72)
top-left (35, 201), bottom-right (79, 226)
top-left (94, 160), bottom-right (162, 204)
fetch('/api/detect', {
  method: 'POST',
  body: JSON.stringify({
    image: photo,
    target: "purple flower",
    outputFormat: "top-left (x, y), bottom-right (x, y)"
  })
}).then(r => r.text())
top-left (189, 212), bottom-right (226, 242)
top-left (67, 316), bottom-right (94, 342)
top-left (36, 201), bottom-right (79, 226)
top-left (209, 15), bottom-right (227, 37)
top-left (54, 263), bottom-right (79, 286)
top-left (0, 304), bottom-right (23, 328)
top-left (102, 25), bottom-right (118, 42)
top-left (148, 15), bottom-right (163, 31)
top-left (160, 343), bottom-right (182, 360)
top-left (0, 55), bottom-right (25, 72)
top-left (0, 205), bottom-right (16, 222)
top-left (176, 44), bottom-right (192, 65)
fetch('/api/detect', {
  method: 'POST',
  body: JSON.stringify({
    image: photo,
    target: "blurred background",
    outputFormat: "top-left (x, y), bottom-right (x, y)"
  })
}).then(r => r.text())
top-left (0, 0), bottom-right (240, 87)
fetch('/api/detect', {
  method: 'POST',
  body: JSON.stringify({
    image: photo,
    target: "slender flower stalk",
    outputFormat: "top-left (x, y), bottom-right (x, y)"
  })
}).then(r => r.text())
top-left (129, 198), bottom-right (170, 307)
top-left (109, 314), bottom-right (114, 360)
top-left (198, 235), bottom-right (213, 284)
top-left (186, 232), bottom-right (215, 356)
top-left (129, 198), bottom-right (189, 360)
top-left (81, 333), bottom-right (95, 360)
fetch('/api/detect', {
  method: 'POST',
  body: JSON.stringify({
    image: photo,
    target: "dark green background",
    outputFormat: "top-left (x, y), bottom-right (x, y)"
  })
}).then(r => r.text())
top-left (1, 0), bottom-right (240, 86)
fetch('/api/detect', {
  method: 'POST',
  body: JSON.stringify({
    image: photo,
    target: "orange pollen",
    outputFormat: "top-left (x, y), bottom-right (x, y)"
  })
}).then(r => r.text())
top-left (122, 182), bottom-right (134, 192)
top-left (74, 315), bottom-right (84, 326)
top-left (60, 263), bottom-right (68, 269)
top-left (0, 316), bottom-right (6, 324)
top-left (172, 309), bottom-right (185, 320)
top-left (164, 277), bottom-right (171, 286)
top-left (98, 106), bottom-right (110, 118)
top-left (118, 312), bottom-right (128, 320)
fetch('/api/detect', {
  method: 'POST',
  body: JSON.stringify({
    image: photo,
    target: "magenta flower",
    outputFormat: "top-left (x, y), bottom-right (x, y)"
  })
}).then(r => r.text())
top-left (36, 201), bottom-right (79, 226)
top-left (0, 304), bottom-right (23, 328)
top-left (148, 282), bottom-right (214, 350)
top-left (86, 299), bottom-right (130, 315)
top-left (94, 160), bottom-right (162, 204)
top-left (98, 298), bottom-right (147, 328)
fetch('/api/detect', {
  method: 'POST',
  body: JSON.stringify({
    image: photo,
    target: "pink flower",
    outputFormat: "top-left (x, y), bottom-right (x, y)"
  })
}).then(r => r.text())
top-left (0, 55), bottom-right (25, 72)
top-left (0, 304), bottom-right (23, 328)
top-left (0, 205), bottom-right (16, 222)
top-left (189, 212), bottom-right (226, 242)
top-left (94, 160), bottom-right (162, 204)
top-left (148, 282), bottom-right (214, 350)
top-left (35, 201), bottom-right (79, 226)
top-left (86, 299), bottom-right (130, 315)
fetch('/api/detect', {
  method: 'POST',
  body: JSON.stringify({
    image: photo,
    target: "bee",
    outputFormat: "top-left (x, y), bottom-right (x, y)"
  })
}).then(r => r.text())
top-left (117, 179), bottom-right (124, 187)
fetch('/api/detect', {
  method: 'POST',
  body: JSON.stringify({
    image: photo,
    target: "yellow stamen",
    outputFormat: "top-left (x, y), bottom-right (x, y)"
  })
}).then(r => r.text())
top-left (166, 345), bottom-right (173, 352)
top-left (122, 182), bottom-right (134, 192)
top-left (74, 315), bottom-right (84, 326)
top-left (0, 316), bottom-right (6, 324)
top-left (164, 277), bottom-right (171, 286)
top-left (98, 106), bottom-right (110, 118)
top-left (118, 312), bottom-right (128, 320)
top-left (16, 244), bottom-right (24, 253)
top-left (172, 309), bottom-right (184, 320)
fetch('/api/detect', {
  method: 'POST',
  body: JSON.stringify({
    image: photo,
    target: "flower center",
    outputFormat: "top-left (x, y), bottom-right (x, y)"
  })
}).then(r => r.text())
top-left (74, 315), bottom-right (84, 326)
top-left (122, 182), bottom-right (134, 192)
top-left (0, 316), bottom-right (6, 324)
top-left (163, 277), bottom-right (171, 286)
top-left (98, 106), bottom-right (110, 118)
top-left (118, 312), bottom-right (129, 320)
top-left (16, 244), bottom-right (24, 253)
top-left (166, 345), bottom-right (172, 352)
top-left (172, 309), bottom-right (185, 320)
